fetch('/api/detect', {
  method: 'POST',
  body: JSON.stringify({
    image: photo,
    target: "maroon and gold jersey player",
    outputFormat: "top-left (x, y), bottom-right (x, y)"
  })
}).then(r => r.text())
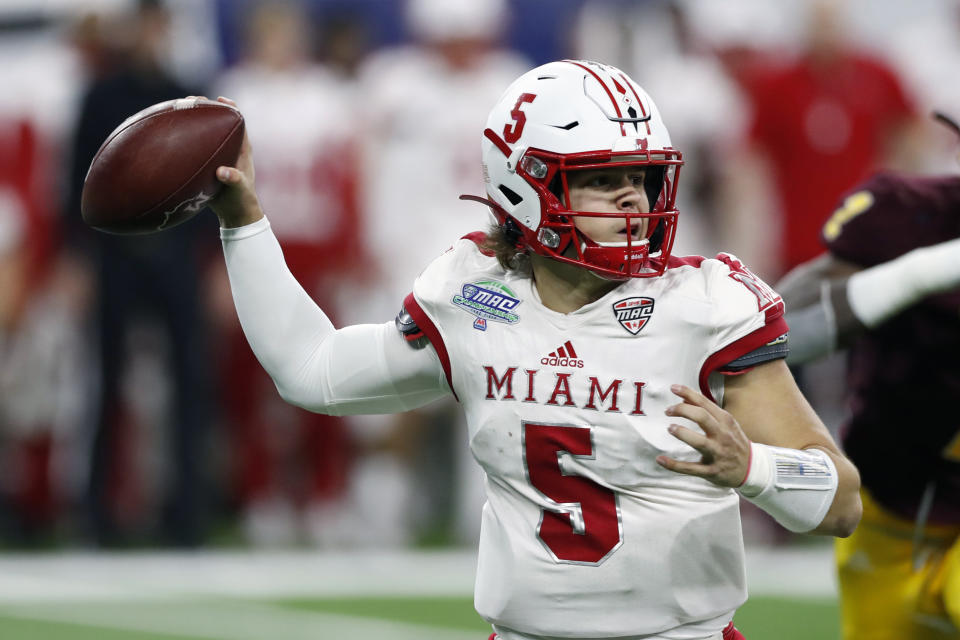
top-left (824, 171), bottom-right (960, 525)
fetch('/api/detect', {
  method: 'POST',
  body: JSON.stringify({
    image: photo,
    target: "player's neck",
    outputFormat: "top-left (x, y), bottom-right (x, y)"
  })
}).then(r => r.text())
top-left (530, 254), bottom-right (622, 313)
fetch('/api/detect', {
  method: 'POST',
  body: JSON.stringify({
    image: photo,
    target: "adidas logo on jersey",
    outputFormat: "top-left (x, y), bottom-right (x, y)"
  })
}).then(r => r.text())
top-left (541, 340), bottom-right (584, 368)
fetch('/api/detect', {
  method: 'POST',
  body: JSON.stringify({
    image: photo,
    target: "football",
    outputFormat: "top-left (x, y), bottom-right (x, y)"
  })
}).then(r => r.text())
top-left (81, 97), bottom-right (244, 234)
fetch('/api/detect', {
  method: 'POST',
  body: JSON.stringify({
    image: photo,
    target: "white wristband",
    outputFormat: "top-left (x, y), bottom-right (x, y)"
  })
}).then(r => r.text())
top-left (737, 442), bottom-right (773, 498)
top-left (737, 443), bottom-right (838, 533)
top-left (847, 236), bottom-right (960, 328)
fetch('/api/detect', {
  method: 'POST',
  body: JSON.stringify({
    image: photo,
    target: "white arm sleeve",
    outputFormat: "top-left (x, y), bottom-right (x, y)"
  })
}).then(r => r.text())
top-left (847, 236), bottom-right (960, 327)
top-left (221, 217), bottom-right (449, 415)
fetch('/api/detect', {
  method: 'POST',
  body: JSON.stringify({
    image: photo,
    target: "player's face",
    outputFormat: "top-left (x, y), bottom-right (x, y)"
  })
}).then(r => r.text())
top-left (566, 167), bottom-right (650, 244)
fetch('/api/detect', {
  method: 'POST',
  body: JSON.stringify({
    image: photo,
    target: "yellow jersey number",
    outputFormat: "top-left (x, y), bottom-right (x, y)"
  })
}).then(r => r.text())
top-left (822, 190), bottom-right (875, 242)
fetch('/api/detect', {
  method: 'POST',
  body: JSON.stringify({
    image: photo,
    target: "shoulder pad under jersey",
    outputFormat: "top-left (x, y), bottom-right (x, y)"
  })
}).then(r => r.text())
top-left (395, 304), bottom-right (428, 349)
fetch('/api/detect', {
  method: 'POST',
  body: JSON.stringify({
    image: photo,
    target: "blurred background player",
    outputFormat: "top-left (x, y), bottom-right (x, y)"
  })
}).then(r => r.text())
top-left (212, 0), bottom-right (362, 546)
top-left (0, 126), bottom-right (87, 544)
top-left (571, 0), bottom-right (748, 262)
top-left (776, 114), bottom-right (960, 638)
top-left (354, 0), bottom-right (529, 316)
top-left (0, 4), bottom-right (101, 545)
top-left (723, 0), bottom-right (919, 280)
top-left (63, 0), bottom-right (217, 547)
top-left (345, 0), bottom-right (530, 547)
top-left (882, 0), bottom-right (960, 173)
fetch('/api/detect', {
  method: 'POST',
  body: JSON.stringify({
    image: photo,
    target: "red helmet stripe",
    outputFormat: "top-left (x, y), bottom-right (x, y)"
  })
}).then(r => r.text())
top-left (618, 73), bottom-right (652, 136)
top-left (484, 127), bottom-right (512, 157)
top-left (564, 60), bottom-right (626, 136)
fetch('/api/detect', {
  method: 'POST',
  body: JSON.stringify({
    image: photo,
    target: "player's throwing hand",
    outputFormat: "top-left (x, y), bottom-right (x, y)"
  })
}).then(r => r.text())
top-left (657, 384), bottom-right (752, 488)
top-left (208, 96), bottom-right (263, 229)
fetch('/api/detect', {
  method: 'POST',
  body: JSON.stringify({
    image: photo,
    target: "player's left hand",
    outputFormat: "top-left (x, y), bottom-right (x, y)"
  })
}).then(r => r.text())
top-left (656, 384), bottom-right (751, 488)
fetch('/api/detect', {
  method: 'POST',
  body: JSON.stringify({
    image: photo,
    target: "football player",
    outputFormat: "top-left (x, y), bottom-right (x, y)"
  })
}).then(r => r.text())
top-left (777, 118), bottom-right (960, 640)
top-left (208, 60), bottom-right (861, 640)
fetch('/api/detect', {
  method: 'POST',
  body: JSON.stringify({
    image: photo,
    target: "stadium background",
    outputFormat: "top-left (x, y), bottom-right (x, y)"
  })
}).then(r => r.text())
top-left (0, 0), bottom-right (957, 637)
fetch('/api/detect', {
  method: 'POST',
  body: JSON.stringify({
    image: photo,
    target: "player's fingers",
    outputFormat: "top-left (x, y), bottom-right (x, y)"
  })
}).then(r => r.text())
top-left (656, 454), bottom-right (712, 479)
top-left (670, 383), bottom-right (712, 408)
top-left (216, 166), bottom-right (241, 184)
top-left (664, 401), bottom-right (718, 435)
top-left (670, 384), bottom-right (726, 422)
top-left (217, 96), bottom-right (237, 107)
top-left (667, 424), bottom-right (712, 457)
top-left (235, 131), bottom-right (255, 178)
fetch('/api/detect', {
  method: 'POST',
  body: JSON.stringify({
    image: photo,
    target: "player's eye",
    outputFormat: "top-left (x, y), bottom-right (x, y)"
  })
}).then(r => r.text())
top-left (586, 174), bottom-right (611, 188)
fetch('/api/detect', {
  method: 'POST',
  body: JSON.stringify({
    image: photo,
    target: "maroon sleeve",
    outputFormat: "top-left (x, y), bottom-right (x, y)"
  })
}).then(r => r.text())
top-left (824, 172), bottom-right (960, 267)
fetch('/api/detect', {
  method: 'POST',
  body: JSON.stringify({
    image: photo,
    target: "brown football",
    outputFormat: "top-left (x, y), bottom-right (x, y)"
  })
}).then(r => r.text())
top-left (81, 97), bottom-right (244, 234)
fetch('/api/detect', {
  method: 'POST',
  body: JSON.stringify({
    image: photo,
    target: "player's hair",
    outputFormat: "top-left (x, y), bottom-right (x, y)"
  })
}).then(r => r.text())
top-left (482, 223), bottom-right (532, 275)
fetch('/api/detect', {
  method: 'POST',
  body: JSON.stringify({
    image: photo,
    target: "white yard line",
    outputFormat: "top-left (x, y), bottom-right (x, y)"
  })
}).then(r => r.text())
top-left (0, 549), bottom-right (478, 602)
top-left (0, 544), bottom-right (836, 604)
top-left (0, 599), bottom-right (484, 640)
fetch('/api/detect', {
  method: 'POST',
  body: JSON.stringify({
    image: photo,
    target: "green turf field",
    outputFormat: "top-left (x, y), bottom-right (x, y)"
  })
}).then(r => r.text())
top-left (0, 595), bottom-right (839, 639)
top-left (282, 594), bottom-right (841, 638)
top-left (0, 547), bottom-right (841, 639)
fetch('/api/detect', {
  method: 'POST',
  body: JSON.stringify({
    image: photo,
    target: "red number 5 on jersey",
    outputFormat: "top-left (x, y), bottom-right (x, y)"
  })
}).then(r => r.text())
top-left (524, 422), bottom-right (622, 564)
top-left (503, 93), bottom-right (537, 143)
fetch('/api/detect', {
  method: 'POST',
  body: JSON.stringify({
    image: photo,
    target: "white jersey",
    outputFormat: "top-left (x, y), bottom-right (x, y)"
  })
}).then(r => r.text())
top-left (404, 235), bottom-right (787, 639)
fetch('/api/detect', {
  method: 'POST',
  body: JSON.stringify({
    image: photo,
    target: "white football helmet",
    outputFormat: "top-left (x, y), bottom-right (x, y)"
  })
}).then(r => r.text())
top-left (465, 59), bottom-right (683, 279)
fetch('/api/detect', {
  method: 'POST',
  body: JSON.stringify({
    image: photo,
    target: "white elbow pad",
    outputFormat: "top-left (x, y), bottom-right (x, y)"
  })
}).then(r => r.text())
top-left (737, 443), bottom-right (838, 533)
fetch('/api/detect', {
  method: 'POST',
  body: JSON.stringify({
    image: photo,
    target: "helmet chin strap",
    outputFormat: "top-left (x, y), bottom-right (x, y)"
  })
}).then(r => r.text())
top-left (578, 229), bottom-right (652, 278)
top-left (580, 238), bottom-right (652, 282)
top-left (581, 237), bottom-right (650, 251)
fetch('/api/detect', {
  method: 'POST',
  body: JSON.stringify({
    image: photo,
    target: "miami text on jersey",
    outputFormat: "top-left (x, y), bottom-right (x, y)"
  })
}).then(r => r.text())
top-left (483, 365), bottom-right (646, 415)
